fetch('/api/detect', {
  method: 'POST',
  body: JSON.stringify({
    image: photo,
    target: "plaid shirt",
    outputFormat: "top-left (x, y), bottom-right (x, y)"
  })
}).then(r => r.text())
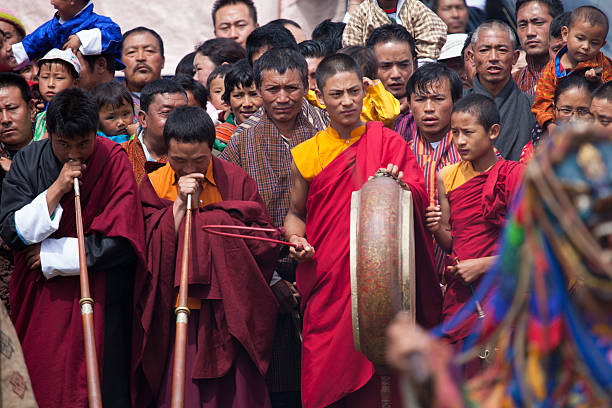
top-left (120, 129), bottom-right (167, 185)
top-left (513, 55), bottom-right (547, 96)
top-left (220, 109), bottom-right (321, 228)
top-left (342, 0), bottom-right (447, 60)
top-left (532, 47), bottom-right (612, 127)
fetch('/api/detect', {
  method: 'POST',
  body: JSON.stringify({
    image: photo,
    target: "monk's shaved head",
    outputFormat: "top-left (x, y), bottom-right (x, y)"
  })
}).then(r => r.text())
top-left (315, 53), bottom-right (363, 92)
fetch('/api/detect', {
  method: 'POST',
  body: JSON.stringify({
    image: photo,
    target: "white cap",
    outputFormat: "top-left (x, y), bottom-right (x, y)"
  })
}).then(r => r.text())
top-left (38, 48), bottom-right (81, 76)
top-left (438, 33), bottom-right (469, 61)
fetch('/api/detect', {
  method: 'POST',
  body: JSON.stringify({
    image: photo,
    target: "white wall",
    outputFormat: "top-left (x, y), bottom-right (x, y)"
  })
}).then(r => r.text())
top-left (6, 0), bottom-right (346, 75)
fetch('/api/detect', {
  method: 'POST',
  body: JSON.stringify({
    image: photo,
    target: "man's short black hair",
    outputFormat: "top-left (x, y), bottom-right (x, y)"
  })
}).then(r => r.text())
top-left (365, 24), bottom-right (417, 60)
top-left (549, 11), bottom-right (570, 39)
top-left (592, 81), bottom-right (612, 103)
top-left (407, 63), bottom-right (463, 103)
top-left (164, 106), bottom-right (216, 148)
top-left (298, 40), bottom-right (326, 60)
top-left (253, 47), bottom-right (308, 90)
top-left (81, 53), bottom-right (117, 74)
top-left (195, 38), bottom-right (246, 66)
top-left (90, 81), bottom-right (134, 111)
top-left (569, 6), bottom-right (609, 37)
top-left (315, 53), bottom-right (363, 92)
top-left (516, 0), bottom-right (564, 19)
top-left (212, 0), bottom-right (257, 26)
top-left (121, 27), bottom-right (164, 57)
top-left (338, 46), bottom-right (378, 80)
top-left (140, 79), bottom-right (187, 114)
top-left (312, 19), bottom-right (346, 56)
top-left (206, 64), bottom-right (233, 91)
top-left (222, 59), bottom-right (254, 105)
top-left (553, 73), bottom-right (599, 105)
top-left (46, 88), bottom-right (99, 139)
top-left (173, 74), bottom-right (209, 108)
top-left (452, 93), bottom-right (500, 131)
top-left (175, 52), bottom-right (196, 76)
top-left (0, 72), bottom-right (32, 103)
top-left (246, 24), bottom-right (298, 64)
top-left (269, 18), bottom-right (302, 30)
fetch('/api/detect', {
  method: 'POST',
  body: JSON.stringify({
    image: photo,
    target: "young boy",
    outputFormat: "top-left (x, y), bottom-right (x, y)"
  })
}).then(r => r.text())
top-left (425, 94), bottom-right (523, 374)
top-left (206, 64), bottom-right (231, 126)
top-left (285, 53), bottom-right (441, 407)
top-left (34, 48), bottom-right (80, 141)
top-left (91, 81), bottom-right (135, 144)
top-left (532, 6), bottom-right (612, 132)
top-left (215, 59), bottom-right (262, 152)
top-left (9, 0), bottom-right (122, 71)
top-left (548, 11), bottom-right (570, 60)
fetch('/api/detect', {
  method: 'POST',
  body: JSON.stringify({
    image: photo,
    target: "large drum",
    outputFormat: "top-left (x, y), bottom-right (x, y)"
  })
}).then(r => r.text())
top-left (350, 173), bottom-right (416, 367)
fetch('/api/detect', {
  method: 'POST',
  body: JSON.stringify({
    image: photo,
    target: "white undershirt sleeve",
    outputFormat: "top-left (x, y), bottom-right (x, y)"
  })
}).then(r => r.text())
top-left (10, 42), bottom-right (30, 69)
top-left (76, 28), bottom-right (102, 55)
top-left (14, 190), bottom-right (63, 245)
top-left (40, 237), bottom-right (80, 279)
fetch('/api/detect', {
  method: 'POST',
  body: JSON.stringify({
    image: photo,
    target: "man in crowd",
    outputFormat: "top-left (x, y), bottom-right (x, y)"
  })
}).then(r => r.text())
top-left (366, 24), bottom-right (417, 113)
top-left (0, 88), bottom-right (144, 408)
top-left (121, 27), bottom-right (165, 116)
top-left (122, 79), bottom-right (187, 184)
top-left (466, 20), bottom-right (536, 161)
top-left (591, 82), bottom-right (612, 136)
top-left (438, 33), bottom-right (471, 89)
top-left (212, 0), bottom-right (258, 49)
top-left (76, 51), bottom-right (120, 91)
top-left (245, 23), bottom-right (298, 65)
top-left (133, 106), bottom-right (279, 407)
top-left (514, 0), bottom-right (565, 95)
top-left (394, 63), bottom-right (463, 278)
top-left (221, 48), bottom-right (327, 407)
top-left (0, 73), bottom-right (34, 311)
top-left (434, 0), bottom-right (469, 33)
top-left (343, 0), bottom-right (447, 65)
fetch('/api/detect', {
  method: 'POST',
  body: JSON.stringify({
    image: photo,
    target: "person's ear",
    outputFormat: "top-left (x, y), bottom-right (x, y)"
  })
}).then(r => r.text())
top-left (95, 57), bottom-right (107, 75)
top-left (160, 56), bottom-right (165, 71)
top-left (489, 123), bottom-right (501, 141)
top-left (603, 39), bottom-right (607, 47)
top-left (138, 110), bottom-right (147, 129)
top-left (28, 99), bottom-right (36, 123)
top-left (561, 26), bottom-right (569, 43)
top-left (315, 88), bottom-right (324, 105)
top-left (512, 49), bottom-right (520, 66)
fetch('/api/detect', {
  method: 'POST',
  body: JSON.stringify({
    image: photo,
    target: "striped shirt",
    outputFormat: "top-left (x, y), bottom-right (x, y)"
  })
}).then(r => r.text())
top-left (513, 55), bottom-right (547, 96)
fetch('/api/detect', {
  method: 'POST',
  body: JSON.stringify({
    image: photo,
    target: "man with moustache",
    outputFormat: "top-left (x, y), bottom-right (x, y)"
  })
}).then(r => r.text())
top-left (465, 20), bottom-right (536, 161)
top-left (121, 27), bottom-right (165, 117)
top-left (514, 0), bottom-right (565, 95)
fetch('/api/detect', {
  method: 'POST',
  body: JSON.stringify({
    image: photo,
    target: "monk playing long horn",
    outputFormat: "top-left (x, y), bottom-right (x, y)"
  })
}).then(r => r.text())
top-left (0, 88), bottom-right (145, 408)
top-left (133, 106), bottom-right (280, 408)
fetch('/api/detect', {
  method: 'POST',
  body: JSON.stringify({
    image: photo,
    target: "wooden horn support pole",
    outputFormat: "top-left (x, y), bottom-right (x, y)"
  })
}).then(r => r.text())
top-left (74, 177), bottom-right (103, 408)
top-left (171, 193), bottom-right (192, 408)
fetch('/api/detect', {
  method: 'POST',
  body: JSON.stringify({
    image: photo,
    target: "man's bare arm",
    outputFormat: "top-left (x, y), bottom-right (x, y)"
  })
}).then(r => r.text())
top-left (284, 160), bottom-right (314, 262)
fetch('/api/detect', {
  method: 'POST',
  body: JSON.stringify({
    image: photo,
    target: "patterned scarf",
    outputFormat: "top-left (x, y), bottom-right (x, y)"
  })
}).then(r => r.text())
top-left (120, 129), bottom-right (167, 185)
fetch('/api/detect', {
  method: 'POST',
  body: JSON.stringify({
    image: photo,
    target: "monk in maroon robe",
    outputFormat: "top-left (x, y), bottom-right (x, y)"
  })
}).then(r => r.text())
top-left (131, 106), bottom-right (279, 407)
top-left (0, 89), bottom-right (145, 408)
top-left (426, 94), bottom-right (524, 374)
top-left (285, 55), bottom-right (442, 408)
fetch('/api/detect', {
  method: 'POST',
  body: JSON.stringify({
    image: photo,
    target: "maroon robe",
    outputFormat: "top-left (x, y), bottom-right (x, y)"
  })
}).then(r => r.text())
top-left (442, 159), bottom-right (524, 343)
top-left (132, 157), bottom-right (280, 407)
top-left (296, 122), bottom-right (442, 408)
top-left (8, 137), bottom-right (145, 408)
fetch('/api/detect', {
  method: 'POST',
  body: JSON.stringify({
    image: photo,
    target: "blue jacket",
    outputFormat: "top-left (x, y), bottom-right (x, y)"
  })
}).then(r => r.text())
top-left (21, 3), bottom-right (122, 61)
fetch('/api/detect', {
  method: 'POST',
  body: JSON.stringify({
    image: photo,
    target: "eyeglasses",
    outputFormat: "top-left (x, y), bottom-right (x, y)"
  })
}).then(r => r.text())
top-left (555, 106), bottom-right (592, 117)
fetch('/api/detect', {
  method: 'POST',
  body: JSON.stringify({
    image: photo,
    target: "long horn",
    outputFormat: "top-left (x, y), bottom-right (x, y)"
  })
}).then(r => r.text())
top-left (171, 193), bottom-right (192, 408)
top-left (74, 177), bottom-right (103, 408)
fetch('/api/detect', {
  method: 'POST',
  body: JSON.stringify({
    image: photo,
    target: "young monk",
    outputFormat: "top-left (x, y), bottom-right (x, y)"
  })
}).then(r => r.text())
top-left (133, 106), bottom-right (279, 408)
top-left (285, 53), bottom-right (442, 408)
top-left (425, 94), bottom-right (524, 376)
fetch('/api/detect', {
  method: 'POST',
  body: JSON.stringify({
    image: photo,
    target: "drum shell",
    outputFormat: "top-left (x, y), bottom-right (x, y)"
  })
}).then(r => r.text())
top-left (350, 176), bottom-right (415, 367)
